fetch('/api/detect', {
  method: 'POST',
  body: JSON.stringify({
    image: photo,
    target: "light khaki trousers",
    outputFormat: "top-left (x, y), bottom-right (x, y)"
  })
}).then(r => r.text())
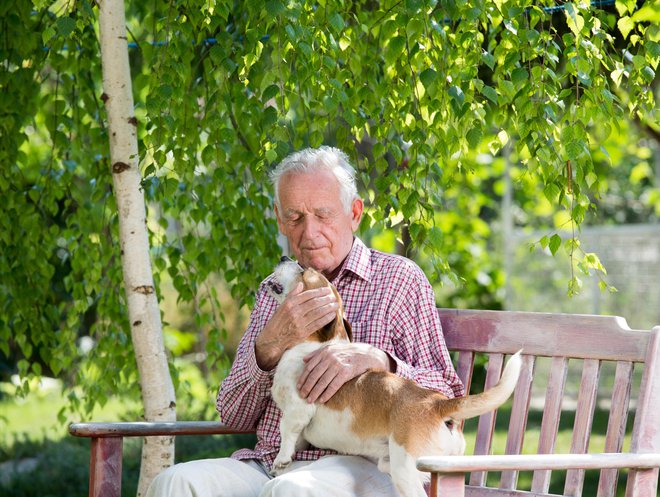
top-left (145, 455), bottom-right (401, 497)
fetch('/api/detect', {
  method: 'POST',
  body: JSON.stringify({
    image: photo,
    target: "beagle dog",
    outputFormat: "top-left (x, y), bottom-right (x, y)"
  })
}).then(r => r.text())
top-left (268, 258), bottom-right (522, 497)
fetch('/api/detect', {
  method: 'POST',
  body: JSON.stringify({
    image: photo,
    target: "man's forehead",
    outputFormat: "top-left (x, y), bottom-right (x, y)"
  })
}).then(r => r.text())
top-left (283, 206), bottom-right (336, 216)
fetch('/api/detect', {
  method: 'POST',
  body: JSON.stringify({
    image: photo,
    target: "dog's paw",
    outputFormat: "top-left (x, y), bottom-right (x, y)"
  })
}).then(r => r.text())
top-left (377, 456), bottom-right (391, 475)
top-left (270, 457), bottom-right (292, 476)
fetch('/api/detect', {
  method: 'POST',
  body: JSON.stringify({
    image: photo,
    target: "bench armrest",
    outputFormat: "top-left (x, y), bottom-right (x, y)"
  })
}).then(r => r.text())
top-left (68, 421), bottom-right (255, 438)
top-left (416, 452), bottom-right (660, 474)
top-left (68, 422), bottom-right (255, 497)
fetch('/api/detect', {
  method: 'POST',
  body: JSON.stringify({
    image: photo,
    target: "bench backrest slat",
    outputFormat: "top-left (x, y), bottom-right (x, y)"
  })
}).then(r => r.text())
top-left (597, 361), bottom-right (634, 497)
top-left (469, 353), bottom-right (504, 486)
top-left (456, 351), bottom-right (475, 395)
top-left (531, 356), bottom-right (568, 493)
top-left (564, 359), bottom-right (601, 496)
top-left (501, 355), bottom-right (535, 490)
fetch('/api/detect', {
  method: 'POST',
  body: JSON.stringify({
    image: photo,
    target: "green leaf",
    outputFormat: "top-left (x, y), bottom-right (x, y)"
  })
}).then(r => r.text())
top-left (549, 234), bottom-right (562, 255)
top-left (419, 68), bottom-right (438, 89)
top-left (263, 84), bottom-right (279, 101)
top-left (448, 85), bottom-right (465, 115)
top-left (56, 17), bottom-right (76, 38)
top-left (428, 226), bottom-right (443, 248)
top-left (159, 84), bottom-right (173, 99)
top-left (265, 0), bottom-right (285, 16)
top-left (543, 183), bottom-right (561, 203)
top-left (632, 4), bottom-right (660, 23)
top-left (285, 24), bottom-right (296, 42)
top-left (466, 127), bottom-right (483, 149)
top-left (481, 51), bottom-right (495, 70)
top-left (481, 85), bottom-right (498, 104)
top-left (617, 16), bottom-right (635, 39)
top-left (298, 41), bottom-right (313, 57)
top-left (640, 66), bottom-right (655, 83)
top-left (42, 26), bottom-right (57, 44)
top-left (266, 148), bottom-right (277, 162)
top-left (511, 67), bottom-right (528, 85)
top-left (385, 36), bottom-right (406, 64)
top-left (328, 12), bottom-right (345, 33)
top-left (565, 7), bottom-right (585, 37)
top-left (539, 236), bottom-right (549, 249)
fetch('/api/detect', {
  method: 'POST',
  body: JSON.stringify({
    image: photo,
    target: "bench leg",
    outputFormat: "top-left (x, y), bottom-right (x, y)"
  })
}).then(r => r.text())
top-left (430, 473), bottom-right (465, 497)
top-left (89, 437), bottom-right (123, 497)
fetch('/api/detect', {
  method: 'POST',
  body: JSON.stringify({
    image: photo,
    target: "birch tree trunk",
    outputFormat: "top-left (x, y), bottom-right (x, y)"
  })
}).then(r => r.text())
top-left (98, 1), bottom-right (176, 495)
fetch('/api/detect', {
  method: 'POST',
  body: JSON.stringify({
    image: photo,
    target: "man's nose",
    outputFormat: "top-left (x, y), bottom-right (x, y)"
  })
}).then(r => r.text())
top-left (301, 217), bottom-right (320, 238)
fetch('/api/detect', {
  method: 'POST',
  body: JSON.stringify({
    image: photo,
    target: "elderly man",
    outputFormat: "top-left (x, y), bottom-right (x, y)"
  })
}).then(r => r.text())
top-left (147, 146), bottom-right (463, 497)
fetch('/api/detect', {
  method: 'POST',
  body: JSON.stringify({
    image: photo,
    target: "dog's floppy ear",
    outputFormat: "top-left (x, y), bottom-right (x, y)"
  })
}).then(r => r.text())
top-left (315, 285), bottom-right (352, 342)
top-left (331, 285), bottom-right (352, 342)
top-left (319, 314), bottom-right (352, 342)
top-left (343, 318), bottom-right (353, 342)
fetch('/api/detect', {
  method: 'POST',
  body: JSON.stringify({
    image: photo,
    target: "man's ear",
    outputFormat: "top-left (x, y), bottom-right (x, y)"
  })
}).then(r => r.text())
top-left (274, 204), bottom-right (286, 234)
top-left (350, 198), bottom-right (363, 232)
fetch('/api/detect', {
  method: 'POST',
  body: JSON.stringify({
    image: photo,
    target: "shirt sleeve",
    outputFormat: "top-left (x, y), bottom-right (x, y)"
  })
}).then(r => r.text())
top-left (216, 282), bottom-right (276, 430)
top-left (388, 263), bottom-right (465, 398)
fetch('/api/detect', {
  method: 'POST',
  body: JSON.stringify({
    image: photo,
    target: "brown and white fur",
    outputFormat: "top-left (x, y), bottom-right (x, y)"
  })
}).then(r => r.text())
top-left (268, 259), bottom-right (522, 497)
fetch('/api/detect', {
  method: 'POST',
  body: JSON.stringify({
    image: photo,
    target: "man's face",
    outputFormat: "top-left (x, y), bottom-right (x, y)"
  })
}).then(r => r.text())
top-left (275, 170), bottom-right (363, 278)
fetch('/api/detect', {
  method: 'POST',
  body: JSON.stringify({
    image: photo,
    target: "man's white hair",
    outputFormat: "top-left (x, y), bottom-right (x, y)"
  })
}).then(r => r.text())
top-left (270, 146), bottom-right (359, 213)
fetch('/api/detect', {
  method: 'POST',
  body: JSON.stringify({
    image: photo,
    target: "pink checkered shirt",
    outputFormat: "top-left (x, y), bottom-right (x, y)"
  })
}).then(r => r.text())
top-left (216, 237), bottom-right (464, 468)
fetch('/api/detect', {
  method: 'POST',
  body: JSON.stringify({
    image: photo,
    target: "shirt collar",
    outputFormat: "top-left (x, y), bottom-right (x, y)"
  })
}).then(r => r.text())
top-left (332, 236), bottom-right (372, 284)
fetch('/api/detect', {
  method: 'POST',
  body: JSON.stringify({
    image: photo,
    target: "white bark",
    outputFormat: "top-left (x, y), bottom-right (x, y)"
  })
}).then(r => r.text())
top-left (98, 1), bottom-right (176, 495)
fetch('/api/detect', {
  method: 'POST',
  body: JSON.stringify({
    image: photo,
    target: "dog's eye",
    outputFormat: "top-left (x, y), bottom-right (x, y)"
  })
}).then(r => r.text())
top-left (444, 419), bottom-right (454, 430)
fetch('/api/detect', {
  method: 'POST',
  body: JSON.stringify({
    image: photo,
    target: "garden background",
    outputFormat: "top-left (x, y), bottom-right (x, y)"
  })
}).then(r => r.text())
top-left (1, 0), bottom-right (658, 495)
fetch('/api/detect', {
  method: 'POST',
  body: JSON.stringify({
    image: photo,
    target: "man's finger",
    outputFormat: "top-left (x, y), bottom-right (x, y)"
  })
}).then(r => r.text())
top-left (290, 286), bottom-right (333, 305)
top-left (302, 302), bottom-right (338, 335)
top-left (302, 367), bottom-right (336, 404)
top-left (316, 375), bottom-right (348, 404)
top-left (287, 282), bottom-right (304, 297)
top-left (298, 358), bottom-right (331, 400)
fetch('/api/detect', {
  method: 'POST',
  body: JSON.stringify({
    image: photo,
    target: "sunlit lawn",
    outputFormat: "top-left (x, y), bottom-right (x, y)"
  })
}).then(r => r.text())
top-left (0, 380), bottom-right (138, 452)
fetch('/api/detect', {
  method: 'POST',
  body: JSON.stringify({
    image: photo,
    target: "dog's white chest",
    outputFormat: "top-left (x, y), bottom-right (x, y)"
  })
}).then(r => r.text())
top-left (271, 342), bottom-right (323, 408)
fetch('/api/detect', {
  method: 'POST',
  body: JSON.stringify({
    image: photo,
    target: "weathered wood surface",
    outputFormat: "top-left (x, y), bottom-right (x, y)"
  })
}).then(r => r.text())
top-left (89, 437), bottom-right (122, 497)
top-left (438, 309), bottom-right (649, 361)
top-left (418, 453), bottom-right (660, 473)
top-left (69, 421), bottom-right (255, 438)
top-left (530, 356), bottom-right (567, 494)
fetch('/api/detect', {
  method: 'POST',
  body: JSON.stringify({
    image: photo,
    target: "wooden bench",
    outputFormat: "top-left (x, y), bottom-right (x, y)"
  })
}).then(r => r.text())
top-left (69, 309), bottom-right (660, 497)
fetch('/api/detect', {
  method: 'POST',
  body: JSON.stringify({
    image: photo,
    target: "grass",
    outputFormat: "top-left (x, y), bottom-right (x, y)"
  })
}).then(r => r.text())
top-left (0, 378), bottom-right (254, 497)
top-left (0, 380), bottom-right (134, 451)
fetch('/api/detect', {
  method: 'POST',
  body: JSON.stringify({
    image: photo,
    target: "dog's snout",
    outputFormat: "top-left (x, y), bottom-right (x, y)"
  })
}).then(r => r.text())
top-left (280, 255), bottom-right (293, 263)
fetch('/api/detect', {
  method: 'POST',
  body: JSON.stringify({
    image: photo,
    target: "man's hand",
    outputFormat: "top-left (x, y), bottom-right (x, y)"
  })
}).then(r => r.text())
top-left (255, 283), bottom-right (338, 371)
top-left (297, 343), bottom-right (394, 404)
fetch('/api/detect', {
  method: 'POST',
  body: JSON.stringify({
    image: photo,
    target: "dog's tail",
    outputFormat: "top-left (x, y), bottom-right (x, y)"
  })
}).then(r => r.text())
top-left (452, 350), bottom-right (523, 420)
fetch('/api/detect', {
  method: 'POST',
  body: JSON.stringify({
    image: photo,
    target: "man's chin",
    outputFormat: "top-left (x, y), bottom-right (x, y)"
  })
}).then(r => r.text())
top-left (299, 254), bottom-right (332, 273)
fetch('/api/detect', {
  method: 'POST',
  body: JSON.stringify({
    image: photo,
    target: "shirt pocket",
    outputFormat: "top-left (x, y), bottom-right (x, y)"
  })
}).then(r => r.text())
top-left (348, 319), bottom-right (393, 352)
